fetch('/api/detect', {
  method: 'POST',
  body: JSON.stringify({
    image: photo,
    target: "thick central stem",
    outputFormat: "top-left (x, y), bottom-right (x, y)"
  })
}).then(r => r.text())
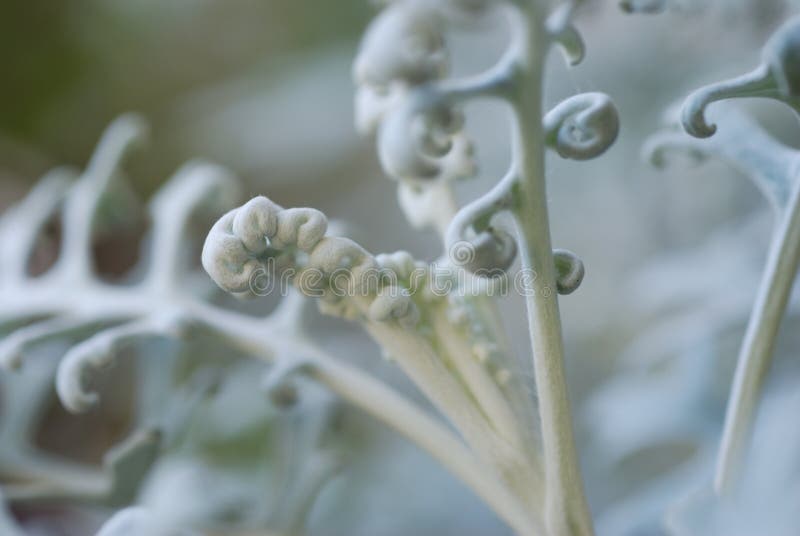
top-left (509, 9), bottom-right (594, 536)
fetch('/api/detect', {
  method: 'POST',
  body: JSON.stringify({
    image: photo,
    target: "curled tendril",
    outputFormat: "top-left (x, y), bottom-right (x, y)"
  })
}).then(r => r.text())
top-left (202, 197), bottom-right (328, 296)
top-left (203, 197), bottom-right (419, 327)
top-left (553, 249), bottom-right (585, 295)
top-left (56, 313), bottom-right (188, 413)
top-left (451, 232), bottom-right (517, 275)
top-left (446, 172), bottom-right (517, 276)
top-left (0, 317), bottom-right (121, 371)
top-left (546, 2), bottom-right (585, 66)
top-left (682, 65), bottom-right (775, 138)
top-left (645, 105), bottom-right (798, 212)
top-left (682, 16), bottom-right (800, 139)
top-left (446, 175), bottom-right (586, 291)
top-left (378, 92), bottom-right (475, 182)
top-left (201, 210), bottom-right (265, 295)
top-left (543, 92), bottom-right (620, 160)
top-left (354, 0), bottom-right (491, 186)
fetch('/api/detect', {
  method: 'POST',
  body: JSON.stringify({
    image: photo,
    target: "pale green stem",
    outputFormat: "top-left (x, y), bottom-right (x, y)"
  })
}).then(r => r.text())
top-left (363, 321), bottom-right (533, 482)
top-left (430, 306), bottom-right (544, 506)
top-left (188, 302), bottom-right (540, 536)
top-left (429, 185), bottom-right (537, 467)
top-left (310, 352), bottom-right (540, 536)
top-left (508, 6), bottom-right (593, 536)
top-left (431, 306), bottom-right (529, 454)
top-left (715, 173), bottom-right (800, 495)
top-left (426, 179), bottom-right (545, 510)
top-left (0, 282), bottom-right (535, 533)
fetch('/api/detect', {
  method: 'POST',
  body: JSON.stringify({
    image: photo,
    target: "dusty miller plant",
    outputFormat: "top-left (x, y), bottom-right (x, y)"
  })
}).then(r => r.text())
top-left (204, 1), bottom-right (616, 534)
top-left (2, 1), bottom-right (800, 536)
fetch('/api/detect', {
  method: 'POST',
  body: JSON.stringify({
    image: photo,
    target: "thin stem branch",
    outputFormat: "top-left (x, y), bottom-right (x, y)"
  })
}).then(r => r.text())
top-left (309, 353), bottom-right (540, 536)
top-left (363, 321), bottom-right (532, 482)
top-left (715, 175), bottom-right (800, 495)
top-left (187, 302), bottom-right (540, 535)
top-left (1, 280), bottom-right (535, 532)
top-left (430, 304), bottom-right (544, 508)
top-left (430, 306), bottom-right (524, 446)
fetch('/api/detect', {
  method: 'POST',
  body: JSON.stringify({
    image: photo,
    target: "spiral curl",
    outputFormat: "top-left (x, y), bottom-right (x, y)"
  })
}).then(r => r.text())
top-left (202, 197), bottom-right (329, 296)
top-left (353, 0), bottom-right (480, 186)
top-left (56, 313), bottom-right (188, 413)
top-left (377, 94), bottom-right (475, 183)
top-left (543, 92), bottom-right (620, 160)
top-left (682, 16), bottom-right (800, 139)
top-left (553, 249), bottom-right (585, 295)
top-left (446, 171), bottom-right (517, 277)
top-left (450, 232), bottom-right (517, 275)
top-left (646, 105), bottom-right (798, 212)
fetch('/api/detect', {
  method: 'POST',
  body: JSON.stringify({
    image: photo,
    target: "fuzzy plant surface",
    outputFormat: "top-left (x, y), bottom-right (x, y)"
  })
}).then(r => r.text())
top-left (0, 114), bottom-right (360, 535)
top-left (203, 1), bottom-right (619, 535)
top-left (2, 2), bottom-right (800, 536)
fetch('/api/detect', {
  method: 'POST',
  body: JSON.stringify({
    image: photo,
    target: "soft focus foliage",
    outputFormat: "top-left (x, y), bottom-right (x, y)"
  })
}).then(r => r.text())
top-left (2, 1), bottom-right (800, 535)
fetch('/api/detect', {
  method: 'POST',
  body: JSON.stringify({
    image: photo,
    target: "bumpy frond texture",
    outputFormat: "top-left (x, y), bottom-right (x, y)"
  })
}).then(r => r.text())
top-left (202, 192), bottom-right (547, 535)
top-left (0, 116), bottom-right (357, 534)
top-left (8, 1), bottom-right (795, 535)
top-left (202, 1), bottom-right (623, 535)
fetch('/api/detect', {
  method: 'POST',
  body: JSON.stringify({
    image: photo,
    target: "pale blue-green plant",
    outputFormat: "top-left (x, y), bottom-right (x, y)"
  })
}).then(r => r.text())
top-left (3, 2), bottom-right (800, 536)
top-left (203, 1), bottom-right (621, 535)
top-left (648, 14), bottom-right (800, 499)
top-left (0, 117), bottom-right (402, 535)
